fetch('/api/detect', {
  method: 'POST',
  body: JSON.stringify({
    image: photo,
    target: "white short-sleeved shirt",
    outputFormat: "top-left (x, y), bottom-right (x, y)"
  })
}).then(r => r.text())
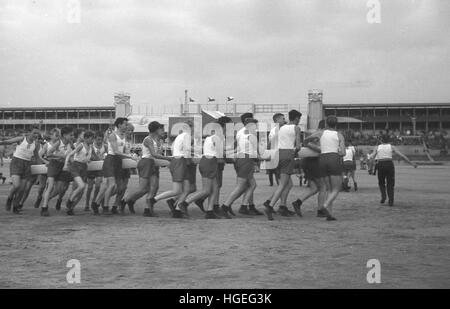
top-left (172, 132), bottom-right (191, 157)
top-left (203, 135), bottom-right (219, 157)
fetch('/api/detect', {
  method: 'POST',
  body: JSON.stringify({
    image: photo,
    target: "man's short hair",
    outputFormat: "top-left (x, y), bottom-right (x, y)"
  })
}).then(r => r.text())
top-left (84, 131), bottom-right (95, 140)
top-left (73, 128), bottom-right (85, 139)
top-left (148, 121), bottom-right (161, 133)
top-left (326, 116), bottom-right (338, 128)
top-left (272, 113), bottom-right (284, 122)
top-left (318, 120), bottom-right (325, 130)
top-left (288, 110), bottom-right (302, 121)
top-left (114, 117), bottom-right (128, 128)
top-left (60, 126), bottom-right (73, 136)
top-left (95, 131), bottom-right (104, 139)
top-left (240, 113), bottom-right (253, 124)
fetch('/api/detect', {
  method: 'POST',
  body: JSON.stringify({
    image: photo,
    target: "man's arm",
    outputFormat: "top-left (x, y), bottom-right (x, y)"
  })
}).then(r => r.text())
top-left (392, 146), bottom-right (417, 167)
top-left (368, 146), bottom-right (378, 160)
top-left (337, 132), bottom-right (346, 156)
top-left (303, 131), bottom-right (323, 144)
top-left (65, 144), bottom-right (83, 166)
top-left (294, 126), bottom-right (302, 153)
top-left (0, 136), bottom-right (24, 146)
top-left (145, 137), bottom-right (171, 161)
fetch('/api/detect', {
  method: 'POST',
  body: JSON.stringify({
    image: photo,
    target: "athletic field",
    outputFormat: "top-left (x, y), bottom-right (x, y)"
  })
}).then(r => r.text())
top-left (0, 161), bottom-right (449, 288)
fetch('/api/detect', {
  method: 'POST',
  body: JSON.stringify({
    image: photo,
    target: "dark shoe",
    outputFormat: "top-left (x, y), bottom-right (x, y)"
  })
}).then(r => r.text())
top-left (143, 208), bottom-right (152, 217)
top-left (292, 199), bottom-right (303, 217)
top-left (317, 208), bottom-right (327, 217)
top-left (111, 206), bottom-right (119, 215)
top-left (248, 204), bottom-right (263, 215)
top-left (263, 200), bottom-right (276, 214)
top-left (127, 200), bottom-right (135, 214)
top-left (102, 206), bottom-right (109, 214)
top-left (40, 207), bottom-right (50, 217)
top-left (205, 211), bottom-right (221, 219)
top-left (12, 205), bottom-right (21, 214)
top-left (178, 202), bottom-right (189, 217)
top-left (34, 196), bottom-right (42, 209)
top-left (6, 197), bottom-right (12, 211)
top-left (166, 198), bottom-right (176, 214)
top-left (263, 205), bottom-right (274, 221)
top-left (213, 204), bottom-right (222, 217)
top-left (84, 206), bottom-right (90, 212)
top-left (220, 205), bottom-right (232, 219)
top-left (322, 208), bottom-right (336, 221)
top-left (65, 200), bottom-right (73, 211)
top-left (17, 204), bottom-right (23, 210)
top-left (91, 202), bottom-right (99, 215)
top-left (354, 182), bottom-right (358, 191)
top-left (277, 206), bottom-right (292, 217)
top-left (380, 199), bottom-right (386, 204)
top-left (172, 209), bottom-right (184, 218)
top-left (119, 199), bottom-right (127, 214)
top-left (194, 199), bottom-right (206, 213)
top-left (388, 200), bottom-right (394, 207)
top-left (238, 205), bottom-right (250, 215)
top-left (55, 198), bottom-right (62, 211)
top-left (66, 208), bottom-right (74, 216)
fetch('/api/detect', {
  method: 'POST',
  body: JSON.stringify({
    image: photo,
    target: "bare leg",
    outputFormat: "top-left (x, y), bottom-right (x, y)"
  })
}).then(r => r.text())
top-left (322, 175), bottom-right (342, 220)
top-left (186, 177), bottom-right (213, 204)
top-left (103, 176), bottom-right (116, 208)
top-left (242, 177), bottom-right (256, 205)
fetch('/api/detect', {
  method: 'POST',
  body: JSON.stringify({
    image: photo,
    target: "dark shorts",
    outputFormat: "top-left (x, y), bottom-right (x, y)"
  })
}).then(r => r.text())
top-left (58, 171), bottom-right (73, 183)
top-left (47, 160), bottom-right (64, 178)
top-left (169, 157), bottom-right (187, 182)
top-left (343, 161), bottom-right (355, 173)
top-left (185, 163), bottom-right (197, 184)
top-left (87, 170), bottom-right (103, 179)
top-left (235, 157), bottom-right (255, 180)
top-left (217, 162), bottom-right (225, 188)
top-left (318, 153), bottom-right (343, 177)
top-left (278, 149), bottom-right (295, 175)
top-left (199, 157), bottom-right (218, 179)
top-left (301, 157), bottom-right (320, 180)
top-left (122, 169), bottom-right (131, 179)
top-left (103, 154), bottom-right (122, 178)
top-left (137, 158), bottom-right (155, 179)
top-left (69, 161), bottom-right (88, 181)
top-left (10, 156), bottom-right (31, 178)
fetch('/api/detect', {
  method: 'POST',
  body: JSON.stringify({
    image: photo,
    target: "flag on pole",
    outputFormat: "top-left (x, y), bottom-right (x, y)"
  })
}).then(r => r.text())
top-left (189, 97), bottom-right (195, 103)
top-left (227, 96), bottom-right (234, 102)
top-left (208, 97), bottom-right (215, 102)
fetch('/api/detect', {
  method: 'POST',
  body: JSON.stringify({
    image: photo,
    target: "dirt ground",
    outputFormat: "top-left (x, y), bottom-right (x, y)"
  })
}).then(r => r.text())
top-left (0, 160), bottom-right (449, 289)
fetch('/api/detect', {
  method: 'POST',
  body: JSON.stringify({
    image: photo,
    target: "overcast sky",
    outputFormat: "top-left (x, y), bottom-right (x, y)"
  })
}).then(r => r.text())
top-left (0, 0), bottom-right (449, 111)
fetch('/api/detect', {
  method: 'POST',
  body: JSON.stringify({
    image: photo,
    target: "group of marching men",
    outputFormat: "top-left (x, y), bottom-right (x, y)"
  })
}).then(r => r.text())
top-left (1, 109), bottom-right (418, 221)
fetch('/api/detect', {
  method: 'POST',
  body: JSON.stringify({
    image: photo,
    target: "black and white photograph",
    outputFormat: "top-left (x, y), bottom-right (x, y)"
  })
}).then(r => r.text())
top-left (0, 0), bottom-right (449, 292)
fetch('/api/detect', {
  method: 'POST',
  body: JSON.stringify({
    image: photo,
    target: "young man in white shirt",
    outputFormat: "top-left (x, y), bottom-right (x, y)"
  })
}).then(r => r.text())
top-left (267, 113), bottom-right (285, 186)
top-left (179, 119), bottom-right (226, 219)
top-left (220, 117), bottom-right (262, 218)
top-left (263, 110), bottom-right (302, 220)
top-left (342, 140), bottom-right (357, 192)
top-left (148, 121), bottom-right (193, 218)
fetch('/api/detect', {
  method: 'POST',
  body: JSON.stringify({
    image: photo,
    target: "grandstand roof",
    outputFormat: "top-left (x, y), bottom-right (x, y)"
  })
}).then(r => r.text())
top-left (324, 103), bottom-right (450, 109)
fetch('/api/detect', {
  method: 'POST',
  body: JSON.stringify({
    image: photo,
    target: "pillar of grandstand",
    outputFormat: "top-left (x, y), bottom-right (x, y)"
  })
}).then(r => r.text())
top-left (307, 89), bottom-right (324, 131)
